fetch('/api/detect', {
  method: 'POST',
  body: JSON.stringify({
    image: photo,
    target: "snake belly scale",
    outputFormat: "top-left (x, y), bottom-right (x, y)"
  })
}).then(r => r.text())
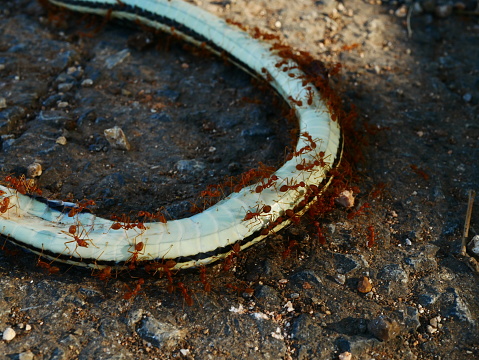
top-left (0, 0), bottom-right (341, 270)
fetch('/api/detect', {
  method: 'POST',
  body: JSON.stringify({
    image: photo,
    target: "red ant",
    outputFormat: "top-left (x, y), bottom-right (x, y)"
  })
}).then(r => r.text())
top-left (223, 243), bottom-right (241, 272)
top-left (37, 259), bottom-right (60, 275)
top-left (137, 210), bottom-right (167, 223)
top-left (255, 175), bottom-right (278, 193)
top-left (0, 197), bottom-right (14, 215)
top-left (110, 214), bottom-right (146, 231)
top-left (347, 202), bottom-right (370, 219)
top-left (124, 278), bottom-right (145, 300)
top-left (67, 199), bottom-right (96, 218)
top-left (301, 131), bottom-right (318, 149)
top-left (306, 87), bottom-right (314, 106)
top-left (243, 204), bottom-right (272, 221)
top-left (313, 221), bottom-right (327, 245)
top-left (92, 266), bottom-right (114, 282)
top-left (62, 223), bottom-right (95, 256)
top-left (288, 96), bottom-right (303, 107)
top-left (279, 180), bottom-right (305, 193)
top-left (126, 241), bottom-right (144, 270)
top-left (295, 159), bottom-right (320, 172)
top-left (282, 239), bottom-right (298, 259)
top-left (225, 282), bottom-right (254, 297)
top-left (367, 226), bottom-right (375, 248)
top-left (198, 266), bottom-right (211, 292)
top-left (176, 282), bottom-right (193, 306)
top-left (285, 209), bottom-right (300, 225)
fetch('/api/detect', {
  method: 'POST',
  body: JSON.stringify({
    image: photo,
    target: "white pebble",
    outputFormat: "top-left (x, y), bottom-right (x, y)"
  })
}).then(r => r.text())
top-left (19, 350), bottom-right (35, 360)
top-left (104, 126), bottom-right (131, 151)
top-left (2, 327), bottom-right (16, 341)
top-left (339, 352), bottom-right (352, 360)
top-left (27, 162), bottom-right (42, 178)
top-left (56, 136), bottom-right (67, 145)
top-left (81, 79), bottom-right (93, 87)
top-left (426, 325), bottom-right (437, 334)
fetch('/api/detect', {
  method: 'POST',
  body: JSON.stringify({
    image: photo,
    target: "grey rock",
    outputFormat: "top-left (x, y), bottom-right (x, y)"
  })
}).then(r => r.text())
top-left (334, 253), bottom-right (367, 274)
top-left (397, 306), bottom-right (421, 331)
top-left (442, 288), bottom-right (475, 324)
top-left (175, 159), bottom-right (206, 174)
top-left (289, 269), bottom-right (323, 288)
top-left (404, 244), bottom-right (439, 272)
top-left (136, 317), bottom-right (186, 349)
top-left (254, 285), bottom-right (282, 308)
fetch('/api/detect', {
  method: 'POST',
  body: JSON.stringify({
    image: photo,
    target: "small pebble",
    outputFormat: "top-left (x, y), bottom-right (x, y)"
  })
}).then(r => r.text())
top-left (27, 162), bottom-right (42, 178)
top-left (0, 97), bottom-right (6, 108)
top-left (19, 350), bottom-right (35, 360)
top-left (57, 101), bottom-right (69, 108)
top-left (426, 325), bottom-right (437, 334)
top-left (368, 316), bottom-right (400, 341)
top-left (357, 276), bottom-right (373, 293)
top-left (435, 4), bottom-right (453, 18)
top-left (395, 4), bottom-right (408, 17)
top-left (336, 189), bottom-right (355, 208)
top-left (334, 273), bottom-right (346, 285)
top-left (2, 327), bottom-right (16, 341)
top-left (463, 93), bottom-right (472, 102)
top-left (338, 352), bottom-right (352, 360)
top-left (468, 235), bottom-right (479, 256)
top-left (405, 238), bottom-right (412, 246)
top-left (104, 126), bottom-right (131, 151)
top-left (56, 136), bottom-right (67, 145)
top-left (105, 49), bottom-right (130, 69)
top-left (58, 82), bottom-right (73, 92)
top-left (81, 79), bottom-right (93, 87)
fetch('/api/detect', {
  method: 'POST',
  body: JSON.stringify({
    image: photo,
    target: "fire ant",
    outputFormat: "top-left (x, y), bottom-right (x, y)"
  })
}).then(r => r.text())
top-left (37, 258), bottom-right (60, 275)
top-left (110, 213), bottom-right (146, 232)
top-left (92, 265), bottom-right (114, 282)
top-left (279, 180), bottom-right (305, 193)
top-left (255, 175), bottom-right (279, 193)
top-left (313, 221), bottom-right (327, 245)
top-left (347, 202), bottom-right (370, 219)
top-left (288, 95), bottom-right (303, 107)
top-left (67, 199), bottom-right (96, 218)
top-left (123, 278), bottom-right (145, 300)
top-left (137, 210), bottom-right (167, 223)
top-left (282, 239), bottom-right (298, 259)
top-left (62, 223), bottom-right (95, 256)
top-left (0, 196), bottom-right (14, 216)
top-left (126, 241), bottom-right (144, 270)
top-left (176, 282), bottom-right (193, 306)
top-left (225, 282), bottom-right (254, 297)
top-left (367, 225), bottom-right (375, 248)
top-left (223, 243), bottom-right (241, 272)
top-left (301, 131), bottom-right (318, 149)
top-left (285, 209), bottom-right (300, 225)
top-left (198, 266), bottom-right (211, 292)
top-left (243, 204), bottom-right (272, 222)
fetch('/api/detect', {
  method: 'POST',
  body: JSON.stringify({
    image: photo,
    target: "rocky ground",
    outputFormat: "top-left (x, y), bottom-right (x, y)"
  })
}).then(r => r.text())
top-left (0, 0), bottom-right (478, 359)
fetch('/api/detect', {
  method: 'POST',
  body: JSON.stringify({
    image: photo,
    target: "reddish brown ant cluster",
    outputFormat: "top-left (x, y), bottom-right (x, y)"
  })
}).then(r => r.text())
top-left (4, 175), bottom-right (42, 196)
top-left (67, 199), bottom-right (96, 217)
top-left (110, 213), bottom-right (146, 232)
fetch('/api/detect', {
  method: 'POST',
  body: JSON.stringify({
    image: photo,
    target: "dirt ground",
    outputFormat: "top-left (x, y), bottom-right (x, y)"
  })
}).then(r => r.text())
top-left (0, 0), bottom-right (478, 359)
